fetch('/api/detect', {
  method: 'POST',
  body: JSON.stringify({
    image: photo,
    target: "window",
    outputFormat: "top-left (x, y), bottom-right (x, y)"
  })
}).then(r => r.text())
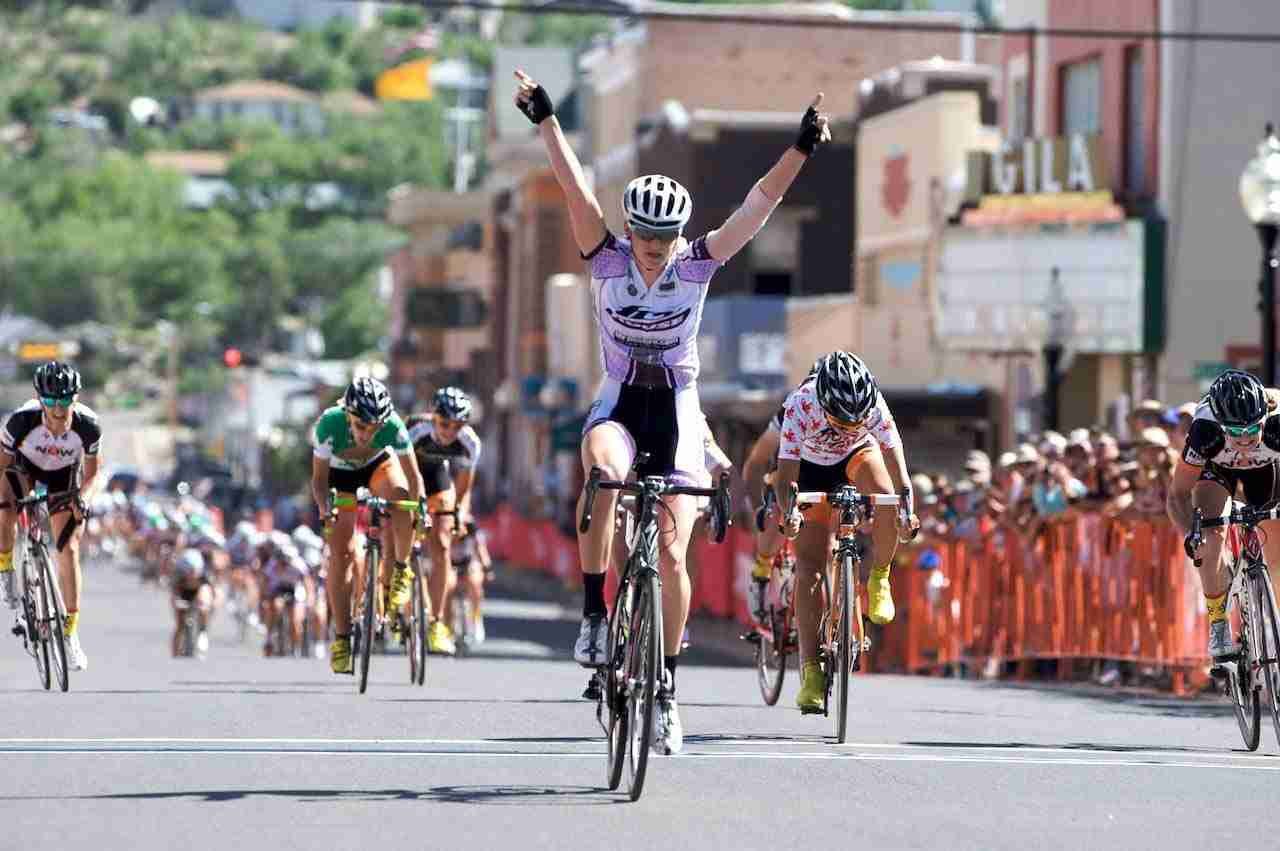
top-left (1008, 75), bottom-right (1028, 142)
top-left (1124, 46), bottom-right (1146, 197)
top-left (1061, 58), bottom-right (1101, 136)
top-left (750, 209), bottom-right (803, 296)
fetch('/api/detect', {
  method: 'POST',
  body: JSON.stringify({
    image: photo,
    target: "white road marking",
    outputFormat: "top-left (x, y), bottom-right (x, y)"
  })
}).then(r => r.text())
top-left (0, 738), bottom-right (1276, 771)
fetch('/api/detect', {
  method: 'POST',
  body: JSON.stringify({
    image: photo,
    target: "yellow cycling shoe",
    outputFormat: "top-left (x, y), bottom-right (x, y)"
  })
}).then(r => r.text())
top-left (428, 621), bottom-right (457, 656)
top-left (795, 660), bottom-right (826, 715)
top-left (388, 563), bottom-right (414, 610)
top-left (330, 635), bottom-right (353, 674)
top-left (867, 566), bottom-right (895, 625)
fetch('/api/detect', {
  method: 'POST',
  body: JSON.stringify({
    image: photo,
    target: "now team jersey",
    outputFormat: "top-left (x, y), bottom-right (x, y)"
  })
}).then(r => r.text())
top-left (405, 416), bottom-right (482, 471)
top-left (1182, 397), bottom-right (1280, 470)
top-left (585, 231), bottom-right (723, 389)
top-left (777, 379), bottom-right (901, 466)
top-left (311, 406), bottom-right (411, 470)
top-left (1, 399), bottom-right (101, 472)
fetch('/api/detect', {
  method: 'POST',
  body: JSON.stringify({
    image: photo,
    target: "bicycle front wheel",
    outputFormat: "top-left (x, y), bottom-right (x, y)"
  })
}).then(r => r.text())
top-left (1228, 579), bottom-right (1261, 751)
top-left (24, 563), bottom-right (51, 690)
top-left (37, 548), bottom-right (69, 692)
top-left (358, 545), bottom-right (379, 694)
top-left (756, 603), bottom-right (786, 706)
top-left (834, 553), bottom-right (854, 744)
top-left (625, 572), bottom-right (661, 802)
top-left (1248, 567), bottom-right (1280, 749)
top-left (410, 562), bottom-right (427, 686)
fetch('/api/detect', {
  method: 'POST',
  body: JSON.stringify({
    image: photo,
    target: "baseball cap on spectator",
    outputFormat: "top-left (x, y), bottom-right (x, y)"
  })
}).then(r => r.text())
top-left (1015, 443), bottom-right (1040, 465)
top-left (1130, 399), bottom-right (1165, 426)
top-left (911, 473), bottom-right (937, 505)
top-left (1066, 428), bottom-right (1092, 453)
top-left (1161, 408), bottom-right (1180, 427)
top-left (1138, 427), bottom-right (1170, 449)
top-left (953, 479), bottom-right (975, 495)
top-left (1176, 401), bottom-right (1198, 419)
top-left (1039, 431), bottom-right (1067, 457)
top-left (997, 451), bottom-right (1018, 468)
top-left (1095, 432), bottom-right (1120, 461)
top-left (964, 450), bottom-right (992, 484)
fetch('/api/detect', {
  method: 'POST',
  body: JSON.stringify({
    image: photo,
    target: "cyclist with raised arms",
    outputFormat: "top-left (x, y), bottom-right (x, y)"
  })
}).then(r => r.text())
top-left (0, 361), bottom-right (101, 671)
top-left (772, 352), bottom-right (919, 714)
top-left (514, 69), bottom-right (830, 755)
top-left (1169, 369), bottom-right (1280, 658)
top-left (310, 377), bottom-right (425, 675)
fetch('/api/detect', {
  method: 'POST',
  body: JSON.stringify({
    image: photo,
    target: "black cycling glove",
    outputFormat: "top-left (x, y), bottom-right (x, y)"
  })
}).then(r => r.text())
top-left (793, 104), bottom-right (826, 156)
top-left (518, 85), bottom-right (555, 126)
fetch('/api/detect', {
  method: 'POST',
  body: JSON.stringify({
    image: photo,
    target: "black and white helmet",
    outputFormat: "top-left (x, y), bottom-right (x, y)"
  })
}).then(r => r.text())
top-left (1209, 369), bottom-right (1268, 428)
top-left (622, 174), bottom-right (692, 234)
top-left (343, 376), bottom-right (393, 424)
top-left (33, 361), bottom-right (82, 398)
top-left (432, 386), bottom-right (473, 422)
top-left (814, 351), bottom-right (878, 423)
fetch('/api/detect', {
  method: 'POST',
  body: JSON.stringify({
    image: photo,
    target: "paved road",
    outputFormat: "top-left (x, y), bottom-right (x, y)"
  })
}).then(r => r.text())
top-left (1, 560), bottom-right (1276, 850)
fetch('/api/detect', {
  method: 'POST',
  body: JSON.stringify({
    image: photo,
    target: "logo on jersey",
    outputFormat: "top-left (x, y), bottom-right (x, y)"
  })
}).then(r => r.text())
top-left (35, 444), bottom-right (77, 459)
top-left (606, 306), bottom-right (692, 334)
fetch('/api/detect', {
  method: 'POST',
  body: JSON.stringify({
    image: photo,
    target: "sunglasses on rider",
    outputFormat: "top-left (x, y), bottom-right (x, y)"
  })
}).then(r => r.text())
top-left (630, 225), bottom-right (680, 244)
top-left (824, 412), bottom-right (861, 432)
top-left (1225, 421), bottom-right (1264, 438)
top-left (41, 396), bottom-right (74, 409)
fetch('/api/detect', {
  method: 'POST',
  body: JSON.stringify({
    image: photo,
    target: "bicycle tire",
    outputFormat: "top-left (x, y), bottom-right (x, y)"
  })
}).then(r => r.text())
top-left (1231, 574), bottom-right (1262, 750)
top-left (24, 567), bottom-right (51, 690)
top-left (835, 552), bottom-right (854, 743)
top-left (625, 571), bottom-right (661, 802)
top-left (1249, 567), bottom-right (1280, 749)
top-left (604, 576), bottom-right (630, 791)
top-left (37, 547), bottom-right (69, 692)
top-left (756, 602), bottom-right (786, 706)
top-left (410, 563), bottom-right (427, 686)
top-left (359, 544), bottom-right (378, 694)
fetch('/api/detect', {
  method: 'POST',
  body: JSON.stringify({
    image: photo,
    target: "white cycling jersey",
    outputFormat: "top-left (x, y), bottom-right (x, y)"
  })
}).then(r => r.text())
top-left (585, 231), bottom-right (721, 389)
top-left (777, 379), bottom-right (901, 466)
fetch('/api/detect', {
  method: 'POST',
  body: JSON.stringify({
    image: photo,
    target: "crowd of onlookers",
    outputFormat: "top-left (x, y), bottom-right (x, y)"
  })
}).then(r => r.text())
top-left (913, 399), bottom-right (1196, 543)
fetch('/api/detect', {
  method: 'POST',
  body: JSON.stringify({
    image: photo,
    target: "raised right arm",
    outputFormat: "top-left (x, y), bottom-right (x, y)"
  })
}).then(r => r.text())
top-left (514, 70), bottom-right (607, 255)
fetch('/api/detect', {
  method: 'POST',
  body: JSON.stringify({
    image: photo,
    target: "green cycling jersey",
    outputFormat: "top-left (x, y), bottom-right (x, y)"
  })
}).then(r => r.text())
top-left (311, 405), bottom-right (411, 470)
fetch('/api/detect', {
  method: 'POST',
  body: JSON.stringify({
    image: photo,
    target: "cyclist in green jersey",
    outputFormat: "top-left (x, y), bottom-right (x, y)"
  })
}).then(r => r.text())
top-left (310, 377), bottom-right (425, 674)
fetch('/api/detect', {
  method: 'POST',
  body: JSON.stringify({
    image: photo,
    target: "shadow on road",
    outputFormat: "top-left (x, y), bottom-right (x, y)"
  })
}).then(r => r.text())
top-left (978, 680), bottom-right (1236, 719)
top-left (0, 785), bottom-right (622, 806)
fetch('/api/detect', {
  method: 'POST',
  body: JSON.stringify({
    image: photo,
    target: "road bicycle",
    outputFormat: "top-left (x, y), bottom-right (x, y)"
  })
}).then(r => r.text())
top-left (1188, 499), bottom-right (1280, 751)
top-left (741, 484), bottom-right (798, 706)
top-left (785, 483), bottom-right (904, 743)
top-left (579, 461), bottom-right (730, 801)
top-left (329, 488), bottom-right (426, 694)
top-left (2, 474), bottom-right (83, 692)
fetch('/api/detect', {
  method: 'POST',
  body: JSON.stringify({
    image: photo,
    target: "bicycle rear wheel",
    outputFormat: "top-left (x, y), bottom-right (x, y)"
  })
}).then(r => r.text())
top-left (1231, 576), bottom-right (1262, 750)
top-left (1248, 567), bottom-right (1280, 749)
top-left (37, 548), bottom-right (68, 692)
top-left (834, 553), bottom-right (854, 744)
top-left (358, 545), bottom-right (379, 694)
top-left (605, 576), bottom-right (631, 791)
top-left (755, 602), bottom-right (786, 706)
top-left (624, 572), bottom-right (661, 802)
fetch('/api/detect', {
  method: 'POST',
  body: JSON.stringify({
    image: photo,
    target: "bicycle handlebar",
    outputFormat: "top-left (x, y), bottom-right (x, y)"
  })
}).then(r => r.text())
top-left (1186, 500), bottom-right (1280, 566)
top-left (782, 482), bottom-right (914, 541)
top-left (578, 466), bottom-right (732, 543)
top-left (327, 488), bottom-right (429, 529)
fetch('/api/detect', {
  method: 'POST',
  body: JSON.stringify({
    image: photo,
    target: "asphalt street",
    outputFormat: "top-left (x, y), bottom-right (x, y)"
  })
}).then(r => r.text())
top-left (1, 558), bottom-right (1277, 850)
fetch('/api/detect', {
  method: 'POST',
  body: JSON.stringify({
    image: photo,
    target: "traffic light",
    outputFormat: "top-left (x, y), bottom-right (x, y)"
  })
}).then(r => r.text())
top-left (223, 347), bottom-right (243, 368)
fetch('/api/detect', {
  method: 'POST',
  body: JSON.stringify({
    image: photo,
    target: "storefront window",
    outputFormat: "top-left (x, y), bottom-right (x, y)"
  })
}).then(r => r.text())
top-left (1062, 58), bottom-right (1101, 136)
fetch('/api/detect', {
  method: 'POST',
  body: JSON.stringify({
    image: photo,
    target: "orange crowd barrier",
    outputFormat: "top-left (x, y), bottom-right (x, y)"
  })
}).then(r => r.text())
top-left (479, 506), bottom-right (1211, 694)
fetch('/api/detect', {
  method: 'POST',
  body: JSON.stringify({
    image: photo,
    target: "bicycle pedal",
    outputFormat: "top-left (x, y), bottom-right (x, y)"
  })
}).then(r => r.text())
top-left (583, 674), bottom-right (603, 701)
top-left (1210, 664), bottom-right (1232, 680)
top-left (740, 632), bottom-right (762, 644)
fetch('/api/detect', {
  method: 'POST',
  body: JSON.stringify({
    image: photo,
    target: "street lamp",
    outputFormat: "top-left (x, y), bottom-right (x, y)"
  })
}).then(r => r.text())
top-left (1042, 266), bottom-right (1074, 431)
top-left (1240, 123), bottom-right (1280, 386)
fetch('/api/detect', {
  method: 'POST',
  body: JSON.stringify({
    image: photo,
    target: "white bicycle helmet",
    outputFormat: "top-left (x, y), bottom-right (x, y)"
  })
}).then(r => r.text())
top-left (176, 548), bottom-right (205, 578)
top-left (622, 174), bottom-right (692, 234)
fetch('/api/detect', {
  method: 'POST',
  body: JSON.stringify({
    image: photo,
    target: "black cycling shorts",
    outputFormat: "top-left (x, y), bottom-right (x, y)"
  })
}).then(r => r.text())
top-left (1198, 461), bottom-right (1278, 506)
top-left (327, 451), bottom-right (390, 494)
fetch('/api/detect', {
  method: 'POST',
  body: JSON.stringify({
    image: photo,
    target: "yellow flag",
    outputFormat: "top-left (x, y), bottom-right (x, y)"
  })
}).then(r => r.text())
top-left (375, 59), bottom-right (433, 101)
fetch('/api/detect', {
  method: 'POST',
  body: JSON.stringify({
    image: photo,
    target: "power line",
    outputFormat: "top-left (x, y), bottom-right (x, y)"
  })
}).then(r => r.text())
top-left (364, 0), bottom-right (1280, 44)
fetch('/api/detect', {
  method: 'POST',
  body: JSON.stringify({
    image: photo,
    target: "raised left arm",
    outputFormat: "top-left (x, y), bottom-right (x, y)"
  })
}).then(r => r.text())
top-left (705, 93), bottom-right (831, 262)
